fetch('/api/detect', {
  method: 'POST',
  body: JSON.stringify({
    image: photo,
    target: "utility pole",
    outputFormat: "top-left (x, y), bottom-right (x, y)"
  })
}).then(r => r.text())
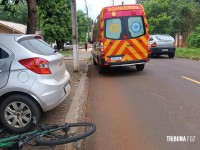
top-left (71, 0), bottom-right (79, 71)
top-left (110, 0), bottom-right (114, 5)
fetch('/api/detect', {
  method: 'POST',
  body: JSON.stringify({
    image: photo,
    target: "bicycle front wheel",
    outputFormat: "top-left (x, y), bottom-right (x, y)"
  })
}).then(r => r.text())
top-left (35, 122), bottom-right (96, 146)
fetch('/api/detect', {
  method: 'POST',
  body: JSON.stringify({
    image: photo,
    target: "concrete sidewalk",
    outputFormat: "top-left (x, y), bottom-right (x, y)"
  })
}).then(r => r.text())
top-left (65, 48), bottom-right (92, 61)
top-left (24, 49), bottom-right (92, 150)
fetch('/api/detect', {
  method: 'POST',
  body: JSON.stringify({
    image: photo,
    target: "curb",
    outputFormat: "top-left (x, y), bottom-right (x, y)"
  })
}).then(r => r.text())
top-left (59, 62), bottom-right (90, 150)
top-left (65, 74), bottom-right (89, 150)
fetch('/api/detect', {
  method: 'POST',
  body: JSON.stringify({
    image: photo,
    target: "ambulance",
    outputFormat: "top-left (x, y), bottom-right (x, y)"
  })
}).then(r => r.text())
top-left (92, 4), bottom-right (150, 73)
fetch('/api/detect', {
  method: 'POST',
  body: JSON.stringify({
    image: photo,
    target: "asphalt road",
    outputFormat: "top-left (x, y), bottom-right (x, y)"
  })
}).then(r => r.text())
top-left (83, 56), bottom-right (200, 150)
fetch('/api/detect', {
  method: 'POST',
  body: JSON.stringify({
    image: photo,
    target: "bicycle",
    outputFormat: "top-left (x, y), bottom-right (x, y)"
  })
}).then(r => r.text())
top-left (0, 122), bottom-right (96, 150)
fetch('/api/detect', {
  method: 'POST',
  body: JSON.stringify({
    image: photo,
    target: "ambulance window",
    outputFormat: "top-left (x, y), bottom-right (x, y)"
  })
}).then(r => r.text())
top-left (128, 17), bottom-right (145, 38)
top-left (105, 18), bottom-right (122, 39)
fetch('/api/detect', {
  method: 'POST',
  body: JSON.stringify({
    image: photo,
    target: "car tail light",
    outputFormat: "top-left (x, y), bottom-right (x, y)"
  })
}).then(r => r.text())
top-left (151, 42), bottom-right (157, 47)
top-left (19, 57), bottom-right (51, 74)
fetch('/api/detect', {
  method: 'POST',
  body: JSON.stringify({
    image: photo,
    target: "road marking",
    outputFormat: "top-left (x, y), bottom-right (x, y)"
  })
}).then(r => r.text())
top-left (181, 76), bottom-right (200, 85)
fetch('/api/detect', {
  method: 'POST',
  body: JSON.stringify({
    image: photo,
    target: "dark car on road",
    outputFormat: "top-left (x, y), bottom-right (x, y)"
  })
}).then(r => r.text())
top-left (149, 34), bottom-right (176, 58)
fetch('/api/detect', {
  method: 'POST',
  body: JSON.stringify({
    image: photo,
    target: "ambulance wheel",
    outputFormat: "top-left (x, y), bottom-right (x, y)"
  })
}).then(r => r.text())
top-left (136, 64), bottom-right (145, 71)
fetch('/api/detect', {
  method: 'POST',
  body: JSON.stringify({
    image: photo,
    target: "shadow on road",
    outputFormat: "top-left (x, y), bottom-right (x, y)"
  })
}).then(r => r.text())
top-left (91, 65), bottom-right (149, 78)
top-left (150, 55), bottom-right (172, 59)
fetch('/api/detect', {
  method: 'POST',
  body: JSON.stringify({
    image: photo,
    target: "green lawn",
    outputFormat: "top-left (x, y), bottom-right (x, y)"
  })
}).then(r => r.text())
top-left (60, 50), bottom-right (73, 57)
top-left (176, 47), bottom-right (200, 61)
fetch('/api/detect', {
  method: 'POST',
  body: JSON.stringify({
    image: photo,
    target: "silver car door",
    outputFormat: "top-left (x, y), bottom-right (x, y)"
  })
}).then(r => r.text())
top-left (0, 45), bottom-right (14, 89)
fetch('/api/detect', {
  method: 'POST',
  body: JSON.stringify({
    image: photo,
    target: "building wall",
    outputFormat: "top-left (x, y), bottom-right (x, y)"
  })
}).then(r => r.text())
top-left (0, 25), bottom-right (21, 34)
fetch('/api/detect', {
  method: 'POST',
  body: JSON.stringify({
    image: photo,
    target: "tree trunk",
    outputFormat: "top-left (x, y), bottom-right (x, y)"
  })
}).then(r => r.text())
top-left (26, 0), bottom-right (37, 34)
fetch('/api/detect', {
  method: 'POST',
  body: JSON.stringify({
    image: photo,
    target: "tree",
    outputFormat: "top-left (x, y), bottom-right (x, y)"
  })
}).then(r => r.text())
top-left (0, 0), bottom-right (38, 34)
top-left (38, 0), bottom-right (71, 48)
top-left (143, 0), bottom-right (200, 44)
top-left (77, 10), bottom-right (93, 43)
top-left (187, 25), bottom-right (200, 47)
top-left (170, 0), bottom-right (199, 40)
top-left (0, 3), bottom-right (27, 24)
top-left (143, 0), bottom-right (172, 34)
top-left (1, 0), bottom-right (93, 45)
top-left (26, 0), bottom-right (37, 33)
top-left (38, 0), bottom-right (94, 48)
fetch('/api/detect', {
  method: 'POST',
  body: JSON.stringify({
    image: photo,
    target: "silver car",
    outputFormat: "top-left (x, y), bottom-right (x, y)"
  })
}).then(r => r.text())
top-left (149, 34), bottom-right (176, 58)
top-left (0, 34), bottom-right (71, 132)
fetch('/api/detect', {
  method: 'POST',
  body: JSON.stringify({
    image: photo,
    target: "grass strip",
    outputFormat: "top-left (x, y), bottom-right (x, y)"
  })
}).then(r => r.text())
top-left (176, 48), bottom-right (200, 61)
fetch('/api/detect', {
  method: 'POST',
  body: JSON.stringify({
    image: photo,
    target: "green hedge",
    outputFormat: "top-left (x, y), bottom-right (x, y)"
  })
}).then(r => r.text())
top-left (187, 26), bottom-right (200, 48)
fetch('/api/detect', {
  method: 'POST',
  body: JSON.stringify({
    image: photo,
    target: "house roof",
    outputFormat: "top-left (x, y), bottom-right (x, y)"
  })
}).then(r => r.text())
top-left (0, 20), bottom-right (26, 34)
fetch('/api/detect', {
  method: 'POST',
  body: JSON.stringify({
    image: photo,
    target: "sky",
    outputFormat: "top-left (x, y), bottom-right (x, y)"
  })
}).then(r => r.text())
top-left (77, 0), bottom-right (137, 20)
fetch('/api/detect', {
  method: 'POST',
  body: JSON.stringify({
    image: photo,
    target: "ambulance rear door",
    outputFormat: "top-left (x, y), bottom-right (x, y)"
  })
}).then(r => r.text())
top-left (104, 17), bottom-right (125, 63)
top-left (125, 16), bottom-right (148, 61)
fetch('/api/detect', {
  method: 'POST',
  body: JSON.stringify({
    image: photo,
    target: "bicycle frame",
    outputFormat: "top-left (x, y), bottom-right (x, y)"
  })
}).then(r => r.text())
top-left (0, 130), bottom-right (37, 148)
top-left (0, 122), bottom-right (96, 149)
top-left (0, 123), bottom-right (69, 149)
